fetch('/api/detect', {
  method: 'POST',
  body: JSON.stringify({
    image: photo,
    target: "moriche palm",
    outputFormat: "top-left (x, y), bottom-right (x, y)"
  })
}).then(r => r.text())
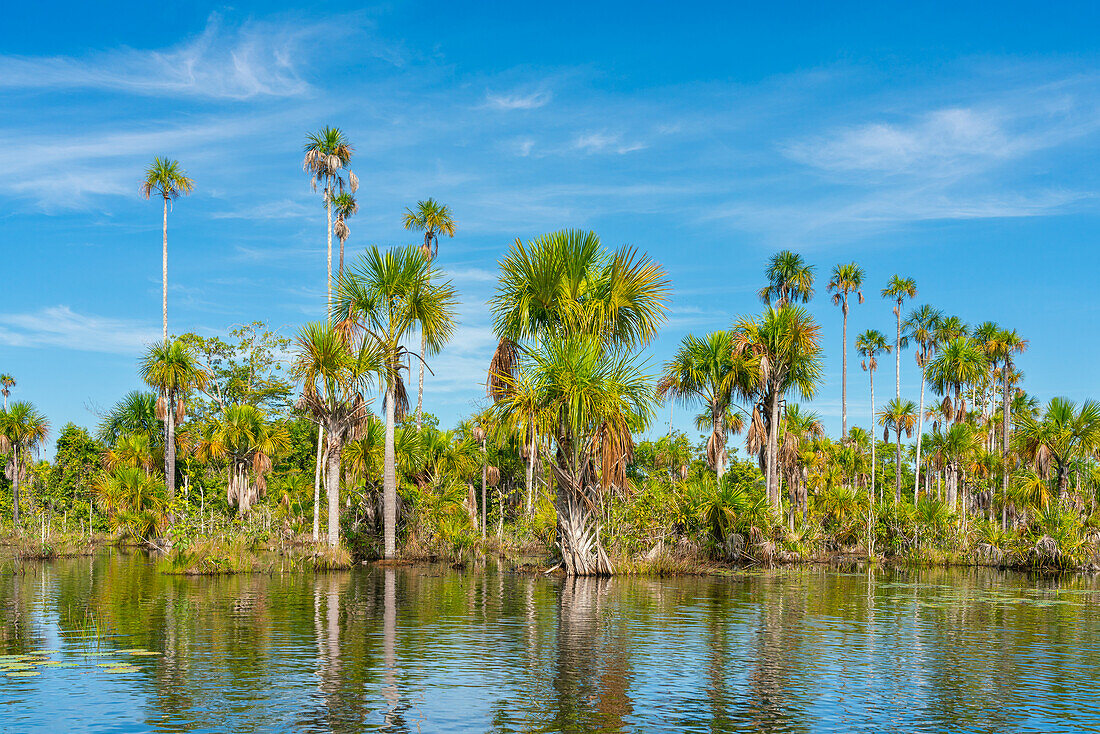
top-left (141, 157), bottom-right (194, 342)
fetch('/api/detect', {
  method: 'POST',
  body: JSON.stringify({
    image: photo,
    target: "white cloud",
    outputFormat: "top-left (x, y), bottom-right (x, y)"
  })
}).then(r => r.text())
top-left (0, 306), bottom-right (159, 355)
top-left (485, 90), bottom-right (552, 110)
top-left (573, 131), bottom-right (647, 154)
top-left (0, 13), bottom-right (324, 99)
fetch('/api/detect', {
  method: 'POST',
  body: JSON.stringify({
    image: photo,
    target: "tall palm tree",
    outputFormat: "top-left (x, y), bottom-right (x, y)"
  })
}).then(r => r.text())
top-left (928, 337), bottom-right (988, 425)
top-left (487, 230), bottom-right (669, 574)
top-left (878, 398), bottom-right (919, 503)
top-left (759, 250), bottom-right (814, 307)
top-left (292, 322), bottom-right (378, 547)
top-left (333, 246), bottom-right (458, 558)
top-left (209, 404), bottom-right (291, 515)
top-left (138, 339), bottom-right (207, 505)
top-left (881, 275), bottom-right (917, 401)
top-left (303, 127), bottom-right (358, 535)
top-left (331, 192), bottom-right (358, 280)
top-left (403, 199), bottom-right (457, 430)
top-left (903, 305), bottom-right (941, 501)
top-left (779, 403), bottom-right (825, 520)
top-left (0, 401), bottom-right (49, 528)
top-left (994, 328), bottom-right (1027, 527)
top-left (827, 263), bottom-right (864, 436)
top-left (0, 374), bottom-right (14, 410)
top-left (856, 329), bottom-right (891, 507)
top-left (140, 157), bottom-right (194, 342)
top-left (732, 306), bottom-right (824, 509)
top-left (657, 331), bottom-right (750, 481)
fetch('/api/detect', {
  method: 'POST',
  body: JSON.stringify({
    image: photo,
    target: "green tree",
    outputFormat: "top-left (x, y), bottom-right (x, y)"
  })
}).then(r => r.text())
top-left (732, 306), bottom-right (824, 509)
top-left (856, 329), bottom-right (890, 506)
top-left (1, 374), bottom-right (14, 410)
top-left (1015, 397), bottom-right (1100, 506)
top-left (403, 198), bottom-right (457, 430)
top-left (46, 423), bottom-right (101, 516)
top-left (828, 263), bottom-right (864, 437)
top-left (903, 305), bottom-right (940, 501)
top-left (759, 250), bottom-right (814, 307)
top-left (140, 157), bottom-right (194, 341)
top-left (878, 398), bottom-right (918, 503)
top-left (881, 275), bottom-right (917, 401)
top-left (928, 337), bottom-right (988, 424)
top-left (0, 401), bottom-right (50, 527)
top-left (333, 245), bottom-right (458, 557)
top-left (204, 404), bottom-right (291, 515)
top-left (139, 339), bottom-right (208, 506)
top-left (303, 127), bottom-right (357, 312)
top-left (331, 192), bottom-right (358, 279)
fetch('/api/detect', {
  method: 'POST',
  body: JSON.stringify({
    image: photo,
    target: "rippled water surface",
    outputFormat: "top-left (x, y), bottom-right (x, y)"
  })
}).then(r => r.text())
top-left (2, 553), bottom-right (1100, 733)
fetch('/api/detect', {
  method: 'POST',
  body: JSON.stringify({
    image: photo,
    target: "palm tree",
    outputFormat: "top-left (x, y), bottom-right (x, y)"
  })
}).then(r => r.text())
top-left (331, 192), bottom-right (358, 279)
top-left (1015, 397), bottom-right (1100, 507)
top-left (98, 390), bottom-right (161, 447)
top-left (878, 398), bottom-right (919, 503)
top-left (490, 370), bottom-right (545, 513)
top-left (657, 331), bottom-right (750, 481)
top-left (881, 275), bottom-right (917, 400)
top-left (732, 306), bottom-right (824, 509)
top-left (827, 263), bottom-right (864, 436)
top-left (487, 230), bottom-right (669, 574)
top-left (779, 404), bottom-right (825, 520)
top-left (403, 198), bottom-right (457, 431)
top-left (940, 422), bottom-right (980, 512)
top-left (292, 321), bottom-right (379, 547)
top-left (759, 250), bottom-right (814, 307)
top-left (0, 374), bottom-right (14, 410)
top-left (210, 404), bottom-right (291, 515)
top-left (138, 339), bottom-right (207, 505)
top-left (993, 329), bottom-right (1027, 527)
top-left (0, 401), bottom-right (49, 528)
top-left (333, 246), bottom-right (458, 558)
top-left (856, 329), bottom-right (890, 507)
top-left (903, 305), bottom-right (941, 501)
top-left (140, 157), bottom-right (194, 341)
top-left (303, 127), bottom-right (358, 312)
top-left (928, 337), bottom-right (988, 424)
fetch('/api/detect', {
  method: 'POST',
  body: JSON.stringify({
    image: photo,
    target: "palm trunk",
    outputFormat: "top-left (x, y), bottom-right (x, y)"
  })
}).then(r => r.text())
top-left (415, 331), bottom-right (425, 431)
top-left (11, 446), bottom-right (19, 528)
top-left (312, 425), bottom-right (323, 542)
top-left (894, 305), bottom-right (901, 401)
top-left (915, 360), bottom-right (927, 503)
top-left (869, 371), bottom-right (876, 555)
top-left (326, 188), bottom-right (333, 314)
top-left (555, 479), bottom-right (612, 576)
top-left (384, 382), bottom-right (397, 558)
top-left (841, 299), bottom-right (849, 437)
top-left (325, 436), bottom-right (341, 548)
top-left (481, 439), bottom-right (487, 539)
top-left (165, 391), bottom-right (176, 506)
top-left (1001, 367), bottom-right (1011, 531)
top-left (525, 429), bottom-right (535, 514)
top-left (715, 405), bottom-right (727, 481)
top-left (162, 197), bottom-right (169, 341)
top-left (766, 389), bottom-right (781, 509)
top-left (895, 430), bottom-right (902, 504)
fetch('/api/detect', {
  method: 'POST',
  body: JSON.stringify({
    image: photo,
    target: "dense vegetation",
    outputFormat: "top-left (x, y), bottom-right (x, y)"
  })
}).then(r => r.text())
top-left (3, 130), bottom-right (1099, 576)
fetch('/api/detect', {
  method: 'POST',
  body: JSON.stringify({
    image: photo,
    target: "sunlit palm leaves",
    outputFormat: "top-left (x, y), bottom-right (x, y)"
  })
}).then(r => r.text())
top-left (759, 250), bottom-right (814, 306)
top-left (0, 401), bottom-right (49, 527)
top-left (828, 262), bottom-right (865, 435)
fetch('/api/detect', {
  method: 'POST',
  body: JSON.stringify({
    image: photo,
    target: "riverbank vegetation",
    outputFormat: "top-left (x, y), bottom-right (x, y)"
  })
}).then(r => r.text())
top-left (3, 132), bottom-right (1100, 576)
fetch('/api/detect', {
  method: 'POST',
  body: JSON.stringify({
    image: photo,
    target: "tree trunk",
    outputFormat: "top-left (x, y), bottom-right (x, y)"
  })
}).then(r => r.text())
top-left (868, 371), bottom-right (876, 556)
top-left (895, 430), bottom-right (902, 504)
top-left (325, 437), bottom-right (341, 548)
top-left (1001, 367), bottom-right (1011, 531)
top-left (326, 187), bottom-right (333, 314)
top-left (312, 425), bottom-right (323, 542)
top-left (555, 484), bottom-right (612, 576)
top-left (416, 331), bottom-right (425, 431)
top-left (11, 446), bottom-right (19, 528)
top-left (915, 361), bottom-right (927, 504)
top-left (525, 430), bottom-right (535, 513)
top-left (894, 306), bottom-right (901, 401)
top-left (766, 390), bottom-right (781, 509)
top-left (383, 382), bottom-right (397, 558)
top-left (165, 391), bottom-right (176, 505)
top-left (841, 299), bottom-right (849, 437)
top-left (715, 406), bottom-right (727, 481)
top-left (481, 439), bottom-right (487, 539)
top-left (162, 197), bottom-right (169, 342)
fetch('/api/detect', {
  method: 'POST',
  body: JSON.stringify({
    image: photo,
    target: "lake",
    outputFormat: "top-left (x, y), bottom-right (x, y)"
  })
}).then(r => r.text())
top-left (1, 552), bottom-right (1099, 733)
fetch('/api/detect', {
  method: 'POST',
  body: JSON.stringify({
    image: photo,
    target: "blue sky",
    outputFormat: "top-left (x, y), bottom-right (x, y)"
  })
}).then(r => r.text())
top-left (3, 2), bottom-right (1100, 455)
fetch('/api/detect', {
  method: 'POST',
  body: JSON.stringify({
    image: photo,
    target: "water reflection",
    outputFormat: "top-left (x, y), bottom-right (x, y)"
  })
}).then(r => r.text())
top-left (2, 556), bottom-right (1100, 732)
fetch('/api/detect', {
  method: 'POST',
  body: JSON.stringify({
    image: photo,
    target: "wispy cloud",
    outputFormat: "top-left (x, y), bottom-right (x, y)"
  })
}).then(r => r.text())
top-left (484, 90), bottom-right (552, 110)
top-left (0, 13), bottom-right (334, 99)
top-left (0, 306), bottom-right (159, 354)
top-left (573, 131), bottom-right (647, 154)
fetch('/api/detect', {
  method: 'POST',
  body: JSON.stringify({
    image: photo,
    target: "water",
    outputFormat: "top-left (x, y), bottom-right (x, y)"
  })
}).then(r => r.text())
top-left (1, 553), bottom-right (1099, 733)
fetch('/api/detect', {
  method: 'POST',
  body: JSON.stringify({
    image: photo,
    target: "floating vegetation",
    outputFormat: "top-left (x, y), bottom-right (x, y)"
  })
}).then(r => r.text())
top-left (5, 671), bottom-right (40, 678)
top-left (129, 651), bottom-right (161, 656)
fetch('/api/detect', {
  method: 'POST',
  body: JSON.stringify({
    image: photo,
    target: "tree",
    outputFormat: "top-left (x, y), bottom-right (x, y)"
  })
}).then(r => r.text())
top-left (759, 250), bottom-right (814, 307)
top-left (99, 391), bottom-right (161, 447)
top-left (881, 275), bottom-right (917, 401)
top-left (657, 331), bottom-right (749, 481)
top-left (827, 263), bottom-right (864, 437)
top-left (732, 306), bottom-right (824, 510)
top-left (487, 230), bottom-right (669, 575)
top-left (489, 370), bottom-right (545, 514)
top-left (333, 246), bottom-right (458, 557)
top-left (1015, 397), bottom-right (1100, 507)
top-left (903, 305), bottom-right (941, 501)
top-left (0, 374), bottom-right (14, 410)
top-left (403, 198), bottom-right (457, 431)
top-left (856, 329), bottom-right (890, 507)
top-left (206, 404), bottom-right (291, 515)
top-left (292, 321), bottom-right (378, 547)
top-left (878, 398), bottom-right (918, 503)
top-left (993, 329), bottom-right (1027, 527)
top-left (139, 339), bottom-right (207, 507)
top-left (47, 424), bottom-right (102, 519)
top-left (303, 127), bottom-right (358, 312)
top-left (779, 403), bottom-right (824, 521)
top-left (0, 402), bottom-right (49, 528)
top-left (141, 157), bottom-right (194, 341)
top-left (331, 192), bottom-right (358, 279)
top-left (928, 337), bottom-right (988, 424)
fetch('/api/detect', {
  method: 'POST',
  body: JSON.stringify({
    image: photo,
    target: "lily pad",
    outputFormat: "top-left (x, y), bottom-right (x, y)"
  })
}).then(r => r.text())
top-left (6, 671), bottom-right (40, 678)
top-left (129, 651), bottom-right (161, 656)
